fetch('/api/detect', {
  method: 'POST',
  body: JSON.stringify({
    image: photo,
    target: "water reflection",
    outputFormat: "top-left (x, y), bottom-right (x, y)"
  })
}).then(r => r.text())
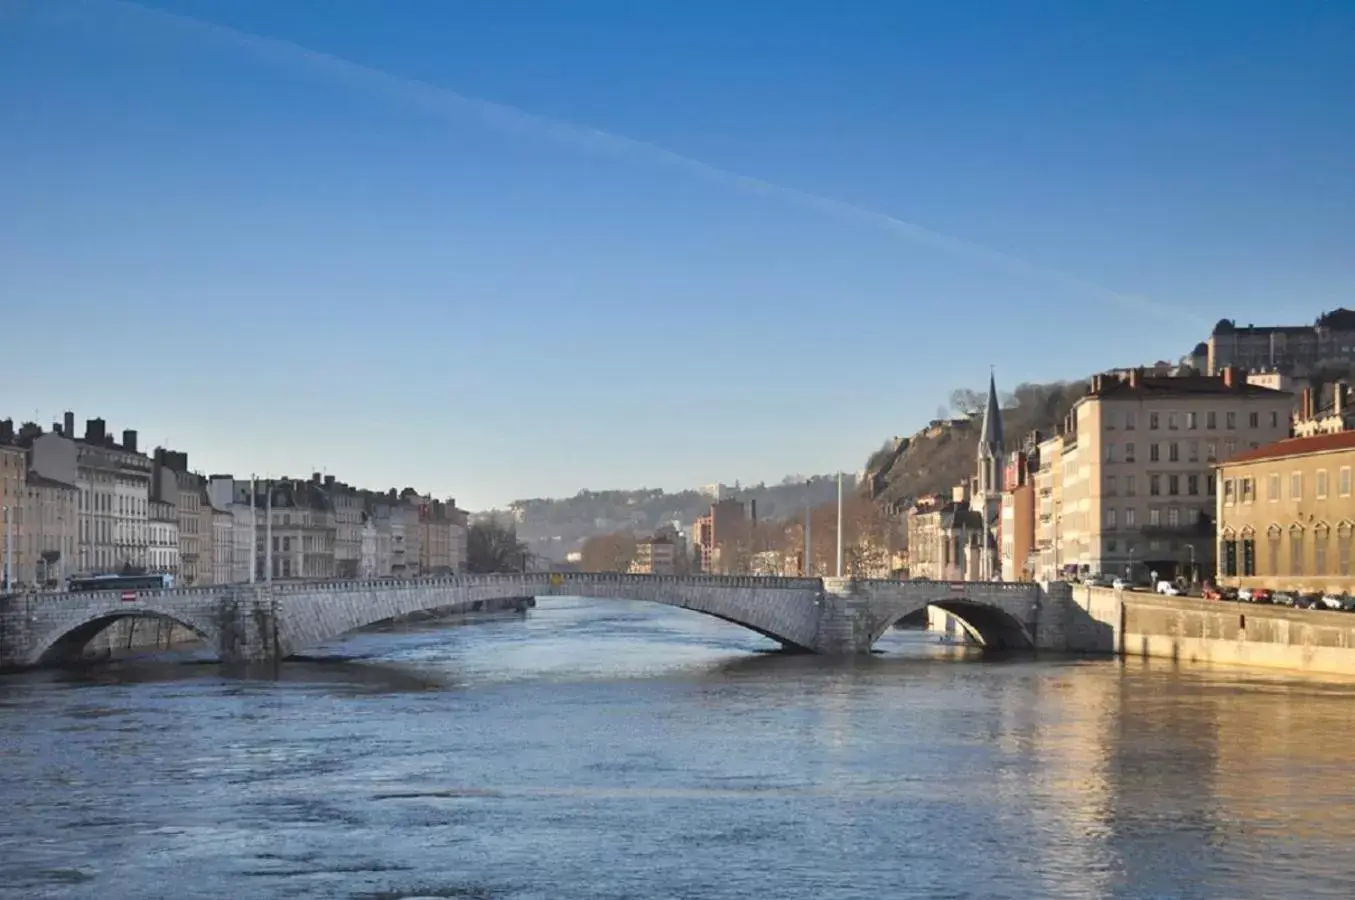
top-left (4, 599), bottom-right (1355, 899)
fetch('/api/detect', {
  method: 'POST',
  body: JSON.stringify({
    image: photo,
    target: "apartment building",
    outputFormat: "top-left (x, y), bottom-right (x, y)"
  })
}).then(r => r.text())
top-left (412, 495), bottom-right (468, 576)
top-left (630, 535), bottom-right (679, 575)
top-left (906, 488), bottom-right (984, 581)
top-left (211, 507), bottom-right (234, 585)
top-left (148, 498), bottom-right (180, 577)
top-left (1207, 308), bottom-right (1355, 375)
top-left (1000, 442), bottom-right (1040, 581)
top-left (1, 440), bottom-right (26, 587)
top-left (1216, 431), bottom-right (1355, 596)
top-left (1045, 368), bottom-right (1293, 583)
top-left (1034, 434), bottom-right (1066, 580)
top-left (21, 472), bottom-right (77, 588)
top-left (691, 498), bottom-right (746, 573)
top-left (257, 477), bottom-right (337, 581)
top-left (328, 478), bottom-right (363, 577)
top-left (27, 415), bottom-right (152, 576)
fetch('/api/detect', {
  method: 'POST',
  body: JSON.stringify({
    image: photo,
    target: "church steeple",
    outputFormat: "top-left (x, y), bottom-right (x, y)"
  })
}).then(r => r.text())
top-left (976, 370), bottom-right (1005, 495)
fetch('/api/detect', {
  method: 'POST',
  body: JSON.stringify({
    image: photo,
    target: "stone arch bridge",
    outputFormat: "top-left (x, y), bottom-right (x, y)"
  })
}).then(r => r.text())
top-left (0, 573), bottom-right (1074, 668)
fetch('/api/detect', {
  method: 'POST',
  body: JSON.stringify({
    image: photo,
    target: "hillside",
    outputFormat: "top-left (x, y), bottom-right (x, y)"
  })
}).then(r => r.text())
top-left (507, 475), bottom-right (856, 560)
top-left (864, 379), bottom-right (1088, 514)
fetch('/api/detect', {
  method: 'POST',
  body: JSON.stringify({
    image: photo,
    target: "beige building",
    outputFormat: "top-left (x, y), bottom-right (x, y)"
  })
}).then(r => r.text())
top-left (1040, 368), bottom-right (1293, 583)
top-left (1, 441), bottom-right (27, 588)
top-left (148, 498), bottom-right (179, 577)
top-left (630, 535), bottom-right (679, 574)
top-left (1216, 431), bottom-right (1355, 595)
top-left (1034, 433), bottom-right (1066, 580)
top-left (906, 488), bottom-right (984, 581)
top-left (22, 473), bottom-right (78, 588)
top-left (259, 477), bottom-right (337, 581)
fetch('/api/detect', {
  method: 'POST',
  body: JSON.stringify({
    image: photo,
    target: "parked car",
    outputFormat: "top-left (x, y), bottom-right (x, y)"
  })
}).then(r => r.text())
top-left (1156, 580), bottom-right (1183, 596)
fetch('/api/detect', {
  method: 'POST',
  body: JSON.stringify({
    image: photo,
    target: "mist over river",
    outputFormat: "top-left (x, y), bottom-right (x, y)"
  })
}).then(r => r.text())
top-left (4, 598), bottom-right (1355, 899)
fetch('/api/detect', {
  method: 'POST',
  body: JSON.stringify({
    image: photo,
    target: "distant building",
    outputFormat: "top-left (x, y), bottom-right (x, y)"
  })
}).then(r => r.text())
top-left (1000, 439), bottom-right (1040, 582)
top-left (630, 535), bottom-right (678, 575)
top-left (1206, 309), bottom-right (1355, 375)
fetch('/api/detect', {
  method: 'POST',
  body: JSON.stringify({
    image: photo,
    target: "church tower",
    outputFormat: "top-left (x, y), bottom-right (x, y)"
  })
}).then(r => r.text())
top-left (972, 371), bottom-right (1005, 579)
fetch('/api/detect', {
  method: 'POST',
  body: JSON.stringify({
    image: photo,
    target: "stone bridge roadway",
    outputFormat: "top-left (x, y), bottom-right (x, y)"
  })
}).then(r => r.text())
top-left (0, 572), bottom-right (1070, 668)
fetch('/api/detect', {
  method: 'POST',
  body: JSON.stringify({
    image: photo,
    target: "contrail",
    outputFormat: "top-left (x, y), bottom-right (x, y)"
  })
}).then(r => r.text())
top-left (56, 0), bottom-right (1202, 327)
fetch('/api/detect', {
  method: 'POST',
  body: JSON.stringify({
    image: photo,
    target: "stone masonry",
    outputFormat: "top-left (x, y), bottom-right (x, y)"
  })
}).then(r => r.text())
top-left (0, 573), bottom-right (1066, 669)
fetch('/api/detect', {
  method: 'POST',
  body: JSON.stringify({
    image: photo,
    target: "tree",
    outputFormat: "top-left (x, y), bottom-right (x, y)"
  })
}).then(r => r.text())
top-left (580, 532), bottom-right (638, 573)
top-left (466, 517), bottom-right (530, 573)
top-left (949, 387), bottom-right (985, 417)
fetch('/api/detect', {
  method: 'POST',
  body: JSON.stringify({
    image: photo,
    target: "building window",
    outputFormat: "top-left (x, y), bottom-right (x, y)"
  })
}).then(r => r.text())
top-left (1150, 475), bottom-right (1162, 496)
top-left (1207, 411), bottom-right (1217, 430)
top-left (1315, 525), bottom-right (1330, 575)
top-left (1126, 508), bottom-right (1136, 527)
top-left (1248, 412), bottom-right (1259, 428)
top-left (1167, 413), bottom-right (1179, 430)
top-left (1206, 442), bottom-right (1218, 462)
top-left (1339, 524), bottom-right (1353, 576)
top-left (1187, 474), bottom-right (1199, 495)
top-left (1168, 475), bottom-right (1181, 496)
top-left (1222, 478), bottom-right (1236, 505)
top-left (1150, 444), bottom-right (1160, 462)
top-left (1342, 468), bottom-right (1353, 498)
top-left (1226, 412), bottom-right (1237, 429)
top-left (1268, 526), bottom-right (1282, 576)
top-left (1267, 473), bottom-right (1281, 502)
top-left (1242, 538), bottom-right (1256, 576)
top-left (1169, 443), bottom-right (1180, 463)
top-left (1290, 527), bottom-right (1305, 575)
top-left (1291, 472), bottom-right (1302, 501)
top-left (1188, 440), bottom-right (1199, 462)
top-left (1106, 475), bottom-right (1118, 496)
top-left (1167, 507), bottom-right (1180, 527)
top-left (1105, 412), bottom-right (1115, 430)
top-left (1106, 509), bottom-right (1117, 529)
top-left (1126, 475), bottom-right (1137, 496)
top-left (1125, 442), bottom-right (1136, 462)
top-left (1270, 411), bottom-right (1279, 428)
top-left (1150, 508), bottom-right (1161, 527)
top-left (1242, 478), bottom-right (1256, 503)
top-left (1105, 443), bottom-right (1116, 463)
top-left (1222, 540), bottom-right (1238, 577)
top-left (1317, 470), bottom-right (1329, 499)
top-left (1186, 411), bottom-right (1198, 429)
top-left (1150, 412), bottom-right (1160, 430)
top-left (1125, 412), bottom-right (1136, 430)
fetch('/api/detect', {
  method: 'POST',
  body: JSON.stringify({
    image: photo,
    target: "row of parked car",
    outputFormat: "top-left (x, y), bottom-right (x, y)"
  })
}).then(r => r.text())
top-left (1079, 574), bottom-right (1355, 612)
top-left (1203, 586), bottom-right (1355, 612)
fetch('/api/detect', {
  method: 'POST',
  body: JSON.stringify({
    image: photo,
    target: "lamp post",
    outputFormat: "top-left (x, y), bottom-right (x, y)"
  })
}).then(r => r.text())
top-left (2, 504), bottom-right (11, 591)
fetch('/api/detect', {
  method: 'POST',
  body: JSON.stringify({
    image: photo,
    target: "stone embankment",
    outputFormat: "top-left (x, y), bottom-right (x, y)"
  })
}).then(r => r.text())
top-left (1062, 584), bottom-right (1355, 677)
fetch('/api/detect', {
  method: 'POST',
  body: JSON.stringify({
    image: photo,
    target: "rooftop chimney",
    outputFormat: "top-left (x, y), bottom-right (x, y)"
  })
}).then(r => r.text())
top-left (1300, 387), bottom-right (1314, 421)
top-left (64, 411), bottom-right (75, 439)
top-left (1127, 368), bottom-right (1143, 389)
top-left (1221, 366), bottom-right (1238, 388)
top-left (1091, 374), bottom-right (1104, 393)
top-left (0, 419), bottom-right (13, 445)
top-left (1337, 384), bottom-right (1349, 418)
top-left (122, 429), bottom-right (138, 453)
top-left (324, 474), bottom-right (335, 487)
top-left (85, 418), bottom-right (106, 444)
top-left (312, 472), bottom-right (322, 484)
top-left (52, 421), bottom-right (63, 436)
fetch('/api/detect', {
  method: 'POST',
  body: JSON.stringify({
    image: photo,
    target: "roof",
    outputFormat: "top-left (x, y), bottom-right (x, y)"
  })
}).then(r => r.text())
top-left (1091, 374), bottom-right (1290, 399)
top-left (24, 471), bottom-right (77, 490)
top-left (1221, 431), bottom-right (1355, 467)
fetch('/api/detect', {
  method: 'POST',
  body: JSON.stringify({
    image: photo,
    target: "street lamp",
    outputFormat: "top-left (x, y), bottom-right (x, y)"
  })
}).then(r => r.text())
top-left (1, 504), bottom-right (11, 591)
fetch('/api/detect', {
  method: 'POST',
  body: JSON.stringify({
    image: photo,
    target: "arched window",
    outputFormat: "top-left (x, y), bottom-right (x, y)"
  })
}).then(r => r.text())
top-left (1289, 524), bottom-right (1306, 576)
top-left (1220, 527), bottom-right (1238, 577)
top-left (1240, 526), bottom-right (1257, 577)
top-left (1315, 523), bottom-right (1331, 576)
top-left (1338, 522), bottom-right (1354, 577)
top-left (1267, 525), bottom-right (1283, 577)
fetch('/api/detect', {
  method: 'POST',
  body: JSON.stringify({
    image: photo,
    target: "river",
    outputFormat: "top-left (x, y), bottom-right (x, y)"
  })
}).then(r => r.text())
top-left (3, 598), bottom-right (1355, 899)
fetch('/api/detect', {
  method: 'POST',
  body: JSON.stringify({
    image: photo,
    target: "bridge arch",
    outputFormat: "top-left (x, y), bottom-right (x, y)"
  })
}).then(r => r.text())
top-left (272, 573), bottom-right (826, 658)
top-left (24, 605), bottom-right (219, 667)
top-left (868, 598), bottom-right (1034, 651)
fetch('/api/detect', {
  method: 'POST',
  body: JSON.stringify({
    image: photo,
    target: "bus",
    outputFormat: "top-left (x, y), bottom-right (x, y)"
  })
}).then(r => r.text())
top-left (67, 573), bottom-right (175, 593)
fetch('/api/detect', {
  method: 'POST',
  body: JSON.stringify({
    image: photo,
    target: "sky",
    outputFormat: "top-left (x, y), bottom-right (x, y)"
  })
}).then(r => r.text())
top-left (2, 0), bottom-right (1352, 510)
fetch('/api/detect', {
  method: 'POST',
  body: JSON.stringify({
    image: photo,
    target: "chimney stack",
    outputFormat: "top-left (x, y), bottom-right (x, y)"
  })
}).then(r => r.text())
top-left (85, 418), bottom-right (106, 444)
top-left (312, 472), bottom-right (322, 484)
top-left (324, 474), bottom-right (335, 487)
top-left (52, 421), bottom-right (63, 436)
top-left (1337, 383), bottom-right (1349, 418)
top-left (122, 429), bottom-right (138, 453)
top-left (64, 411), bottom-right (75, 438)
top-left (1221, 366), bottom-right (1238, 388)
top-left (1091, 374), bottom-right (1104, 393)
top-left (0, 419), bottom-right (13, 445)
top-left (1127, 368), bottom-right (1143, 388)
top-left (1299, 387), bottom-right (1313, 421)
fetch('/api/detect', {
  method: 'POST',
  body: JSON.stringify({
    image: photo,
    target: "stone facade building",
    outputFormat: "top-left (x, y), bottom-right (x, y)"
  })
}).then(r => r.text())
top-left (148, 498), bottom-right (179, 577)
top-left (1216, 430), bottom-right (1355, 596)
top-left (21, 473), bottom-right (77, 588)
top-left (1207, 308), bottom-right (1355, 376)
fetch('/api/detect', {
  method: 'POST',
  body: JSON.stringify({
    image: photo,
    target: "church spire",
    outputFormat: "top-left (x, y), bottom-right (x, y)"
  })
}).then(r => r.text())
top-left (978, 368), bottom-right (1004, 459)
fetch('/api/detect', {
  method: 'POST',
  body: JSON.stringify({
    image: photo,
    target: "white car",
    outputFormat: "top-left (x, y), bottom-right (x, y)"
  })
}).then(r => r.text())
top-left (1156, 580), bottom-right (1183, 596)
top-left (1112, 578), bottom-right (1129, 591)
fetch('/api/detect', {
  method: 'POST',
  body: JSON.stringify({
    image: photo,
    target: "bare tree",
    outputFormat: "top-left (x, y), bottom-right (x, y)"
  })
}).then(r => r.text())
top-left (467, 517), bottom-right (530, 573)
top-left (580, 532), bottom-right (638, 573)
top-left (949, 387), bottom-right (985, 417)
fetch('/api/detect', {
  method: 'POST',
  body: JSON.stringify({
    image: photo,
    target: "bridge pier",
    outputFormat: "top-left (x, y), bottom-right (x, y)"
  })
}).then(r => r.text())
top-left (214, 588), bottom-right (282, 665)
top-left (818, 578), bottom-right (876, 655)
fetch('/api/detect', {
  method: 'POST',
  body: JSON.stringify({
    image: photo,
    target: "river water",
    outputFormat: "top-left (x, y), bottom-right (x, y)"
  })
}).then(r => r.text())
top-left (3, 598), bottom-right (1355, 900)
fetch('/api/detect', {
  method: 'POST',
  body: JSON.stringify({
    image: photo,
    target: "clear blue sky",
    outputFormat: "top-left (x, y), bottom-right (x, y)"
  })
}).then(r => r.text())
top-left (3, 0), bottom-right (1352, 509)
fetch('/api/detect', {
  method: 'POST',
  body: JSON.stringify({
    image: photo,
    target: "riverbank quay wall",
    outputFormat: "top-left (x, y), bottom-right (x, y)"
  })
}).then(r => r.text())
top-left (1058, 584), bottom-right (1355, 676)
